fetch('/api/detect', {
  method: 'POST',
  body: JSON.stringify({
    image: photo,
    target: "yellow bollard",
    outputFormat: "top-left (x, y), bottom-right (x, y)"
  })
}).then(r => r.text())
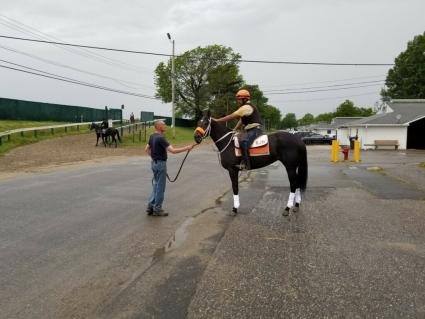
top-left (354, 140), bottom-right (360, 162)
top-left (331, 140), bottom-right (339, 162)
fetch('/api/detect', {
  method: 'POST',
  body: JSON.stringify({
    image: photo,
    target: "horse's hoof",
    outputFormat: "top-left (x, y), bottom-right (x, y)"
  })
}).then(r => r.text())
top-left (293, 203), bottom-right (300, 213)
top-left (231, 207), bottom-right (238, 215)
top-left (282, 207), bottom-right (290, 216)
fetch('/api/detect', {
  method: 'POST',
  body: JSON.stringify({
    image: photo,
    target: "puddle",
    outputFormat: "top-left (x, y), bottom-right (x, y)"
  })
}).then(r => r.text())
top-left (152, 217), bottom-right (195, 261)
top-left (165, 217), bottom-right (194, 253)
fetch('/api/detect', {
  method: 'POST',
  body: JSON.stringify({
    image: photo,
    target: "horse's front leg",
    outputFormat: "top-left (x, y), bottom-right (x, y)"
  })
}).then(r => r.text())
top-left (293, 188), bottom-right (302, 212)
top-left (95, 134), bottom-right (99, 146)
top-left (228, 169), bottom-right (240, 214)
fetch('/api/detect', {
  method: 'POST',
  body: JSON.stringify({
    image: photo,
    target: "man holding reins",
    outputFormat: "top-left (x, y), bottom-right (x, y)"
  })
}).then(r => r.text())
top-left (145, 120), bottom-right (195, 216)
top-left (212, 89), bottom-right (263, 170)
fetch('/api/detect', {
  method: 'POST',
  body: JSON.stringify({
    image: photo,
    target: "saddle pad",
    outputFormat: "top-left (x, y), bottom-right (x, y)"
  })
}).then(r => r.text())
top-left (235, 144), bottom-right (270, 157)
top-left (234, 135), bottom-right (270, 157)
top-left (234, 134), bottom-right (268, 148)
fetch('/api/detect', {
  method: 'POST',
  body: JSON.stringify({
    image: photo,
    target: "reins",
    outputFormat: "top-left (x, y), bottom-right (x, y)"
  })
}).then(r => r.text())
top-left (166, 149), bottom-right (191, 183)
top-left (197, 118), bottom-right (236, 153)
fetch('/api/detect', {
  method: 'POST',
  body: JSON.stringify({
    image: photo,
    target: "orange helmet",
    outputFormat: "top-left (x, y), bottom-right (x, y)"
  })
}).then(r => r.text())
top-left (236, 89), bottom-right (250, 99)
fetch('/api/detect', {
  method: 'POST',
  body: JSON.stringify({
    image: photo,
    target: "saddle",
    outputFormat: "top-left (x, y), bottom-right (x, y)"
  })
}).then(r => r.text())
top-left (234, 134), bottom-right (270, 157)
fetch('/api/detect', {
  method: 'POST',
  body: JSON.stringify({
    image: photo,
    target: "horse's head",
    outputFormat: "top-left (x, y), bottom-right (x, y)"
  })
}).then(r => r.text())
top-left (89, 122), bottom-right (96, 130)
top-left (194, 110), bottom-right (211, 144)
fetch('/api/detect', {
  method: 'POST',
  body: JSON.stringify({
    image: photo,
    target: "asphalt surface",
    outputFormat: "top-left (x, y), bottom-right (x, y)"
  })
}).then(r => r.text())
top-left (188, 148), bottom-right (425, 318)
top-left (0, 146), bottom-right (231, 319)
top-left (1, 146), bottom-right (425, 318)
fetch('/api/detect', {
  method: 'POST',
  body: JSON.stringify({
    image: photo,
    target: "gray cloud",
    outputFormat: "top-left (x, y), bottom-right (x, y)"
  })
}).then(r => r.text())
top-left (0, 0), bottom-right (424, 119)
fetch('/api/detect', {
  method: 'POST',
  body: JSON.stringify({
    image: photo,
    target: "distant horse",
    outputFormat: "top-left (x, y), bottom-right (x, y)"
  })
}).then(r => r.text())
top-left (194, 111), bottom-right (308, 216)
top-left (90, 123), bottom-right (121, 148)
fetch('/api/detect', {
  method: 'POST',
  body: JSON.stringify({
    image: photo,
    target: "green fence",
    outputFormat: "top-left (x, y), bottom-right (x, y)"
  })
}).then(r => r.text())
top-left (0, 97), bottom-right (122, 122)
top-left (154, 115), bottom-right (197, 128)
top-left (140, 111), bottom-right (154, 122)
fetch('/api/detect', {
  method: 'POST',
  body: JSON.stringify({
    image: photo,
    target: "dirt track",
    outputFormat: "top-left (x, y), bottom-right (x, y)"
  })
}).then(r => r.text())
top-left (0, 133), bottom-right (145, 176)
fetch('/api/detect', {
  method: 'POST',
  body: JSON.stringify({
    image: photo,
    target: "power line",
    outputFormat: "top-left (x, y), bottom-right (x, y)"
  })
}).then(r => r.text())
top-left (269, 91), bottom-right (379, 103)
top-left (0, 34), bottom-right (395, 66)
top-left (0, 43), bottom-right (155, 90)
top-left (261, 74), bottom-right (385, 89)
top-left (0, 15), bottom-right (150, 73)
top-left (0, 60), bottom-right (159, 100)
top-left (263, 80), bottom-right (385, 93)
top-left (266, 83), bottom-right (384, 95)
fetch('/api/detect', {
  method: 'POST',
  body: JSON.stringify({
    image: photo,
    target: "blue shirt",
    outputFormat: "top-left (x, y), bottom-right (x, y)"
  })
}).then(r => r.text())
top-left (148, 133), bottom-right (170, 161)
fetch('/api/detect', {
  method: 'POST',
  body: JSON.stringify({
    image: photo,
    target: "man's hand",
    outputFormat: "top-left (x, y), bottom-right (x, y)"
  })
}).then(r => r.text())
top-left (144, 144), bottom-right (151, 155)
top-left (187, 144), bottom-right (196, 151)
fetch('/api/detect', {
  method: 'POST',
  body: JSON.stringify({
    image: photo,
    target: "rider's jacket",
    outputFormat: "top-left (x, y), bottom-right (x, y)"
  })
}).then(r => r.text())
top-left (233, 101), bottom-right (262, 130)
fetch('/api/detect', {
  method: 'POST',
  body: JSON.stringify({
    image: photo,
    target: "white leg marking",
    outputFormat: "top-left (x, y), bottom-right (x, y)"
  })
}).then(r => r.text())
top-left (233, 195), bottom-right (240, 209)
top-left (287, 192), bottom-right (295, 208)
top-left (295, 188), bottom-right (302, 204)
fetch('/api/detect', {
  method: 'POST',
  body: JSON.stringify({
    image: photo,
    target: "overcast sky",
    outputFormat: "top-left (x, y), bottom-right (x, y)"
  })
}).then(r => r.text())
top-left (1, 0), bottom-right (424, 119)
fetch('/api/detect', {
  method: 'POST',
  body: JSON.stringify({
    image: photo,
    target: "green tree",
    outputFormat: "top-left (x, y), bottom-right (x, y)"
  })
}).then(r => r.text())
top-left (356, 107), bottom-right (375, 117)
top-left (298, 113), bottom-right (315, 126)
top-left (262, 105), bottom-right (282, 130)
top-left (314, 112), bottom-right (334, 123)
top-left (281, 113), bottom-right (297, 129)
top-left (334, 100), bottom-right (357, 117)
top-left (382, 32), bottom-right (425, 99)
top-left (154, 45), bottom-right (242, 120)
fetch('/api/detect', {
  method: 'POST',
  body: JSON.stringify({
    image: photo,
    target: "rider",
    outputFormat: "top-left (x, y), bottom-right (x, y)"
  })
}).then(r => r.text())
top-left (212, 89), bottom-right (263, 170)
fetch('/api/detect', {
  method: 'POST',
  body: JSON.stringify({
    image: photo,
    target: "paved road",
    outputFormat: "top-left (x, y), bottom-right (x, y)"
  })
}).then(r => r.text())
top-left (0, 146), bottom-right (231, 319)
top-left (188, 149), bottom-right (425, 318)
top-left (1, 146), bottom-right (425, 318)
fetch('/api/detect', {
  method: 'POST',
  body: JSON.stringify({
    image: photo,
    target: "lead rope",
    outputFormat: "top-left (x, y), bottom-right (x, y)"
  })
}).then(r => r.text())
top-left (166, 149), bottom-right (191, 183)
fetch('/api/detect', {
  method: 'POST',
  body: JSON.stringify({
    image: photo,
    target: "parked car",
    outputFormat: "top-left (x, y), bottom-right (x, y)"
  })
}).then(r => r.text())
top-left (301, 133), bottom-right (333, 145)
top-left (293, 131), bottom-right (314, 138)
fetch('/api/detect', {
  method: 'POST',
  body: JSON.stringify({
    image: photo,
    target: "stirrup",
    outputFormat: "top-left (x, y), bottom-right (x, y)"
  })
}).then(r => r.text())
top-left (238, 161), bottom-right (249, 171)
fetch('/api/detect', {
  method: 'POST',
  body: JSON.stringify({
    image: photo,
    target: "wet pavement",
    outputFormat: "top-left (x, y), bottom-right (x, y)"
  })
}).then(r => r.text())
top-left (187, 147), bottom-right (425, 318)
top-left (1, 146), bottom-right (425, 318)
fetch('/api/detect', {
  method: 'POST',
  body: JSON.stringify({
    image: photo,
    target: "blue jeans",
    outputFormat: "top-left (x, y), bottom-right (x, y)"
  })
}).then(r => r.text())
top-left (240, 127), bottom-right (262, 149)
top-left (148, 160), bottom-right (167, 211)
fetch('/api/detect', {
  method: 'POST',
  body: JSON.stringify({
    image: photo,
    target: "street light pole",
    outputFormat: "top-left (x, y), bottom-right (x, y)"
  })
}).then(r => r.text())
top-left (167, 33), bottom-right (176, 139)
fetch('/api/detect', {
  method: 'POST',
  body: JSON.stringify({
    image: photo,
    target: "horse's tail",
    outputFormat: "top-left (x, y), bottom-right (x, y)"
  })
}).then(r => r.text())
top-left (116, 129), bottom-right (122, 142)
top-left (297, 143), bottom-right (308, 191)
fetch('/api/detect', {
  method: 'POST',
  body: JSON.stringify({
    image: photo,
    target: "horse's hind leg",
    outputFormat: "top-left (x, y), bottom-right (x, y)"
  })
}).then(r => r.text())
top-left (283, 166), bottom-right (298, 216)
top-left (228, 169), bottom-right (239, 215)
top-left (293, 188), bottom-right (302, 212)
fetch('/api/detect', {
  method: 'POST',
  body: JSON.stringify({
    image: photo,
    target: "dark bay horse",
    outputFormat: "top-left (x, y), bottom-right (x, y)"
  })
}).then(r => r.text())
top-left (90, 123), bottom-right (121, 148)
top-left (194, 112), bottom-right (308, 216)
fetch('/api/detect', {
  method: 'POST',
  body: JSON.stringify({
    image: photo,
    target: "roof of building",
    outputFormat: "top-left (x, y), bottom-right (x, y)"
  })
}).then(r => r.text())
top-left (344, 99), bottom-right (425, 127)
top-left (330, 117), bottom-right (365, 127)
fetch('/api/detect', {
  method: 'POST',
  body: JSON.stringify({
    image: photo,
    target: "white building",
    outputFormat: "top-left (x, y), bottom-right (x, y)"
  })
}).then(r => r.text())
top-left (338, 99), bottom-right (425, 150)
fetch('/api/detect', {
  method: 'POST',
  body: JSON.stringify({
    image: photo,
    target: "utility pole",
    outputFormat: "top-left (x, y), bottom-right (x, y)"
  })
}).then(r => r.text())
top-left (167, 33), bottom-right (176, 139)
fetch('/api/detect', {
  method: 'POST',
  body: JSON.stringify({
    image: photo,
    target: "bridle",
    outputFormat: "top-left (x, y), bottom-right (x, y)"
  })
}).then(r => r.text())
top-left (195, 117), bottom-right (236, 154)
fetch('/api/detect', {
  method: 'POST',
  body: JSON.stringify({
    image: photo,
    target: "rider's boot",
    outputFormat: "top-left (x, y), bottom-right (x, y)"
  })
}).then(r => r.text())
top-left (240, 141), bottom-right (251, 170)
